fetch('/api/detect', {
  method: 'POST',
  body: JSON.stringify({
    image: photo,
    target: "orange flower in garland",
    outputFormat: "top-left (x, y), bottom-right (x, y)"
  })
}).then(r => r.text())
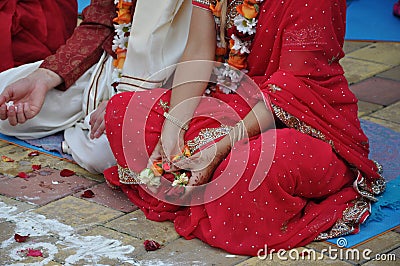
top-left (236, 0), bottom-right (260, 19)
top-left (215, 46), bottom-right (228, 62)
top-left (228, 53), bottom-right (247, 70)
top-left (139, 145), bottom-right (192, 187)
top-left (210, 0), bottom-right (224, 17)
top-left (112, 0), bottom-right (133, 87)
top-left (228, 39), bottom-right (247, 69)
top-left (150, 161), bottom-right (164, 177)
top-left (113, 1), bottom-right (133, 24)
top-left (113, 48), bottom-right (127, 69)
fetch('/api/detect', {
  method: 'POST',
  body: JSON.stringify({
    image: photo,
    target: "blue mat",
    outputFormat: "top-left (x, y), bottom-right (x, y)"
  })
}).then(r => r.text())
top-left (0, 133), bottom-right (65, 159)
top-left (361, 119), bottom-right (400, 182)
top-left (346, 0), bottom-right (400, 42)
top-left (327, 177), bottom-right (400, 248)
top-left (326, 119), bottom-right (400, 247)
top-left (78, 0), bottom-right (90, 14)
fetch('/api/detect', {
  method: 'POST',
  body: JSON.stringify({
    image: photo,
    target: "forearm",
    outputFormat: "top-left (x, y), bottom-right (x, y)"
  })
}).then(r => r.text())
top-left (30, 68), bottom-right (63, 92)
top-left (167, 7), bottom-right (216, 127)
top-left (239, 101), bottom-right (275, 139)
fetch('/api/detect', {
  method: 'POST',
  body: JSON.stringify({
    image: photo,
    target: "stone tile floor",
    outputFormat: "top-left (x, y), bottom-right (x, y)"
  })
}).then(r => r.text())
top-left (0, 40), bottom-right (399, 265)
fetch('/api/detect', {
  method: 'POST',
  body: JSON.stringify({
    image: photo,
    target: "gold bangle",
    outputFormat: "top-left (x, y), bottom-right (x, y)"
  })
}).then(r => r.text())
top-left (163, 112), bottom-right (189, 131)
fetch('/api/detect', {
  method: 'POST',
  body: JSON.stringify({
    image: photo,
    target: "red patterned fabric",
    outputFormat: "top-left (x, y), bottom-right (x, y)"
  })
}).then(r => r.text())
top-left (103, 0), bottom-right (385, 256)
top-left (40, 0), bottom-right (120, 90)
top-left (0, 0), bottom-right (78, 72)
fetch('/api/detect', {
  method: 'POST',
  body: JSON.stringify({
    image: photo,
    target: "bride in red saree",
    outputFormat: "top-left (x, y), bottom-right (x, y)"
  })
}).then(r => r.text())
top-left (103, 0), bottom-right (385, 255)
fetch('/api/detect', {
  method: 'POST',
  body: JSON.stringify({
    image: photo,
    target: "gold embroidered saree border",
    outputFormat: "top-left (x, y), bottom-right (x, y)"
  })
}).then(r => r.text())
top-left (270, 101), bottom-right (386, 200)
top-left (315, 198), bottom-right (371, 241)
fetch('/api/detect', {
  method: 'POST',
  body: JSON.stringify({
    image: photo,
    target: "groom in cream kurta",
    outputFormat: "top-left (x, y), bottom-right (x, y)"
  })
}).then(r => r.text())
top-left (0, 0), bottom-right (192, 173)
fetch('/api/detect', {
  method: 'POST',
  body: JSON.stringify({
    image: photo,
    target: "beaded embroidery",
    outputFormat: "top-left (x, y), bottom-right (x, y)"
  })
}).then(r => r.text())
top-left (186, 124), bottom-right (233, 154)
top-left (315, 198), bottom-right (370, 241)
top-left (118, 164), bottom-right (141, 184)
top-left (272, 102), bottom-right (336, 150)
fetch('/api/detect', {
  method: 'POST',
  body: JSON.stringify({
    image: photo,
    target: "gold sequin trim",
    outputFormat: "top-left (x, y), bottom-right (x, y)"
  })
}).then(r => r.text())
top-left (315, 198), bottom-right (370, 241)
top-left (271, 103), bottom-right (336, 150)
top-left (193, 0), bottom-right (211, 6)
top-left (353, 170), bottom-right (386, 202)
top-left (186, 124), bottom-right (233, 154)
top-left (118, 164), bottom-right (141, 184)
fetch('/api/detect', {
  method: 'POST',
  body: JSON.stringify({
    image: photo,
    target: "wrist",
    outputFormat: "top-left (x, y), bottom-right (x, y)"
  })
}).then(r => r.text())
top-left (163, 111), bottom-right (189, 131)
top-left (229, 120), bottom-right (246, 144)
top-left (216, 133), bottom-right (233, 159)
top-left (160, 125), bottom-right (186, 154)
top-left (32, 68), bottom-right (63, 91)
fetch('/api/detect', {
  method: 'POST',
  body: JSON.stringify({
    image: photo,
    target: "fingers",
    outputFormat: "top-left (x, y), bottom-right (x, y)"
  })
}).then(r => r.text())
top-left (172, 154), bottom-right (202, 171)
top-left (7, 103), bottom-right (28, 126)
top-left (0, 103), bottom-right (7, 120)
top-left (16, 103), bottom-right (27, 124)
top-left (3, 103), bottom-right (37, 126)
top-left (89, 110), bottom-right (97, 127)
top-left (90, 102), bottom-right (109, 139)
top-left (0, 89), bottom-right (12, 105)
top-left (147, 141), bottom-right (163, 168)
top-left (0, 91), bottom-right (12, 120)
top-left (6, 105), bottom-right (18, 126)
top-left (90, 118), bottom-right (106, 139)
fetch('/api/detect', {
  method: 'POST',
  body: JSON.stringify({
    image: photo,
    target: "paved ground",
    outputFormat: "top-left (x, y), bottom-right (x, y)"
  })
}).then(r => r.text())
top-left (0, 41), bottom-right (399, 265)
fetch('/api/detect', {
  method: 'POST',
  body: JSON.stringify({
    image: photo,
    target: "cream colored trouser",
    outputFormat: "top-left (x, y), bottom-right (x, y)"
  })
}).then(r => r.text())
top-left (0, 53), bottom-right (116, 174)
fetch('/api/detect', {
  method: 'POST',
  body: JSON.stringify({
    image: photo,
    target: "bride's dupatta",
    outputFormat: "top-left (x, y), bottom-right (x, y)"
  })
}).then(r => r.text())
top-left (247, 0), bottom-right (385, 238)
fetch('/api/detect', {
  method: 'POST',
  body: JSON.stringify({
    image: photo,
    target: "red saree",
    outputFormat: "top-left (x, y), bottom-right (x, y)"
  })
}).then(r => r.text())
top-left (103, 0), bottom-right (385, 256)
top-left (0, 0), bottom-right (77, 72)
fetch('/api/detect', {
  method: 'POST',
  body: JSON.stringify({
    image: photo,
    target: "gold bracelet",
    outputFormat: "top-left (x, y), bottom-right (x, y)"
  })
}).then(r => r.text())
top-left (163, 112), bottom-right (189, 131)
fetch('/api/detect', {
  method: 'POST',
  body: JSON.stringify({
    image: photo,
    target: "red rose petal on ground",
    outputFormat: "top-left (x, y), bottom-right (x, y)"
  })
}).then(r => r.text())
top-left (143, 239), bottom-right (161, 251)
top-left (26, 248), bottom-right (43, 257)
top-left (2, 155), bottom-right (14, 162)
top-left (28, 151), bottom-right (39, 157)
top-left (81, 189), bottom-right (95, 198)
top-left (14, 233), bottom-right (30, 243)
top-left (60, 169), bottom-right (75, 177)
top-left (32, 165), bottom-right (41, 170)
top-left (17, 172), bottom-right (29, 178)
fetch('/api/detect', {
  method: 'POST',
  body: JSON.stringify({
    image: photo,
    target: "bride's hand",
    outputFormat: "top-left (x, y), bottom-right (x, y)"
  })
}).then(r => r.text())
top-left (143, 124), bottom-right (185, 194)
top-left (172, 140), bottom-right (229, 186)
top-left (162, 142), bottom-right (229, 203)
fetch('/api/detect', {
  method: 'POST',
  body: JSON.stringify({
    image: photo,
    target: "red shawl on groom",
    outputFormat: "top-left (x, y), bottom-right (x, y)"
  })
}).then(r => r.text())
top-left (0, 0), bottom-right (77, 72)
